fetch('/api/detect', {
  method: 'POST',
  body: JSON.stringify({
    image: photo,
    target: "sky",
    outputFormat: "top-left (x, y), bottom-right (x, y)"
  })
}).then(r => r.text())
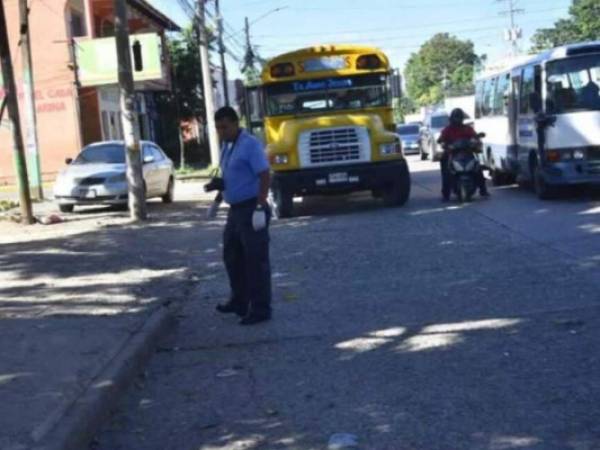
top-left (149, 0), bottom-right (574, 80)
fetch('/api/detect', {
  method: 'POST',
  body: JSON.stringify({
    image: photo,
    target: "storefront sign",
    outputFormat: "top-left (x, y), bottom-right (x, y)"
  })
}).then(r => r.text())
top-left (76, 33), bottom-right (164, 87)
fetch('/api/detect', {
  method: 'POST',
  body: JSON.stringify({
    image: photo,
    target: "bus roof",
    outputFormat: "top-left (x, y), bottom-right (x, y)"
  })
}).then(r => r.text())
top-left (478, 40), bottom-right (600, 79)
top-left (261, 44), bottom-right (390, 84)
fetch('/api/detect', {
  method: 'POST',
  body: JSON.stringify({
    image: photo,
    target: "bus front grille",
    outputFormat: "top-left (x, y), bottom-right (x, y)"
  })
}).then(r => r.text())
top-left (299, 127), bottom-right (370, 167)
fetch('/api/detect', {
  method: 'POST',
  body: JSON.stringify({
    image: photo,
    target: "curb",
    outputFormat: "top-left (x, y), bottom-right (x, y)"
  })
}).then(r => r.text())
top-left (32, 305), bottom-right (176, 450)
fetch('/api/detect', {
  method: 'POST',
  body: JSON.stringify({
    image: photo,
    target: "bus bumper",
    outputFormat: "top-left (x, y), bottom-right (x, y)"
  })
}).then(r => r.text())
top-left (542, 160), bottom-right (600, 186)
top-left (272, 160), bottom-right (409, 195)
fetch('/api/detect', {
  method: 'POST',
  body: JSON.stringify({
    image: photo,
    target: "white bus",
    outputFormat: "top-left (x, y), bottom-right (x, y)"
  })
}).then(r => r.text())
top-left (475, 41), bottom-right (600, 198)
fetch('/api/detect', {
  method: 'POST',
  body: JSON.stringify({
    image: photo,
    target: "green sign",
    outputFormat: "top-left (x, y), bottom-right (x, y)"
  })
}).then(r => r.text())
top-left (76, 33), bottom-right (164, 87)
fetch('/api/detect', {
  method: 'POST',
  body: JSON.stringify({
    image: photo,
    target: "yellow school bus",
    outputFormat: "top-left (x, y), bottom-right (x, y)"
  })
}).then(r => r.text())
top-left (260, 44), bottom-right (411, 217)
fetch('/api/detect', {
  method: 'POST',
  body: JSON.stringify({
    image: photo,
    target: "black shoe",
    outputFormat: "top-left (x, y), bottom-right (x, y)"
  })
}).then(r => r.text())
top-left (216, 303), bottom-right (247, 317)
top-left (442, 196), bottom-right (450, 203)
top-left (239, 314), bottom-right (271, 326)
top-left (480, 190), bottom-right (490, 198)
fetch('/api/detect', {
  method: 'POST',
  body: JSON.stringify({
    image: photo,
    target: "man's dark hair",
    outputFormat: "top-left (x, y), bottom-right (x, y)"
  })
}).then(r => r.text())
top-left (215, 106), bottom-right (239, 122)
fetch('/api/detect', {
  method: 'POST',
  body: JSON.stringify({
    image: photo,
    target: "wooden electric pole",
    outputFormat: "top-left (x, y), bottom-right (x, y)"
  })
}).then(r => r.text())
top-left (0, 0), bottom-right (34, 224)
top-left (19, 0), bottom-right (43, 200)
top-left (113, 0), bottom-right (147, 221)
top-left (215, 0), bottom-right (229, 106)
top-left (196, 0), bottom-right (220, 167)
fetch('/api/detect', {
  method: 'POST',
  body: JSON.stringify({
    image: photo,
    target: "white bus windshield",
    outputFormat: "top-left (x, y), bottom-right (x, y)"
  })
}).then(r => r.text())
top-left (546, 54), bottom-right (600, 113)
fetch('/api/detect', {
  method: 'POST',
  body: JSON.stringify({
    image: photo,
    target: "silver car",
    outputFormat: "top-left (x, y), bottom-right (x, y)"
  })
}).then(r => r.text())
top-left (53, 141), bottom-right (175, 213)
top-left (397, 124), bottom-right (422, 156)
top-left (420, 112), bottom-right (450, 161)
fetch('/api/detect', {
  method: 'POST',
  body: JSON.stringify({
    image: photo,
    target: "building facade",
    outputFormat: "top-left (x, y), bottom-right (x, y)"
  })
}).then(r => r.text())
top-left (0, 0), bottom-right (178, 186)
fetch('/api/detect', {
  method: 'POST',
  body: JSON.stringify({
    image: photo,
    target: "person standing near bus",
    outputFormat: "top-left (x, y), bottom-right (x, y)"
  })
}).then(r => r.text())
top-left (213, 106), bottom-right (273, 326)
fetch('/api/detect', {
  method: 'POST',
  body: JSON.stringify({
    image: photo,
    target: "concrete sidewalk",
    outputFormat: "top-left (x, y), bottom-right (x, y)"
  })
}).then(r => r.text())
top-left (0, 183), bottom-right (217, 450)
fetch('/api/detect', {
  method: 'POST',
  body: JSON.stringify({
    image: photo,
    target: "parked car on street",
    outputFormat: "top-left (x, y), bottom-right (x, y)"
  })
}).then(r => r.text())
top-left (53, 141), bottom-right (175, 213)
top-left (397, 124), bottom-right (422, 156)
top-left (420, 112), bottom-right (450, 161)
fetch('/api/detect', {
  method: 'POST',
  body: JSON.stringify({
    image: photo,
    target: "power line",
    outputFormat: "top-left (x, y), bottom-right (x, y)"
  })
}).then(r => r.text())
top-left (252, 6), bottom-right (566, 39)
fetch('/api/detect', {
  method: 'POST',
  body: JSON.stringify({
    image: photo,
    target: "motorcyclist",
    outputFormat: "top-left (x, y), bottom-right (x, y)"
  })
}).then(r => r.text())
top-left (437, 108), bottom-right (489, 201)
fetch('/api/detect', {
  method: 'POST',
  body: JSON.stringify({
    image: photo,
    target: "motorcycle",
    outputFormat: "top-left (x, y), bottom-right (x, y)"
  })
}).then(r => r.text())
top-left (448, 133), bottom-right (485, 203)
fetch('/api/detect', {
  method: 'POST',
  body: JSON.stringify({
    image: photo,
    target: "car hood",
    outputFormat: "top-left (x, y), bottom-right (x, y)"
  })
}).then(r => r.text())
top-left (400, 134), bottom-right (420, 142)
top-left (59, 163), bottom-right (126, 180)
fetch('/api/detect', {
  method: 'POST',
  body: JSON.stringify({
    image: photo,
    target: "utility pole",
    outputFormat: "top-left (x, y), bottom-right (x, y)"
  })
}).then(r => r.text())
top-left (196, 0), bottom-right (220, 167)
top-left (19, 0), bottom-right (43, 200)
top-left (113, 0), bottom-right (147, 221)
top-left (0, 0), bottom-right (34, 224)
top-left (498, 0), bottom-right (524, 56)
top-left (215, 0), bottom-right (229, 106)
top-left (244, 17), bottom-right (254, 70)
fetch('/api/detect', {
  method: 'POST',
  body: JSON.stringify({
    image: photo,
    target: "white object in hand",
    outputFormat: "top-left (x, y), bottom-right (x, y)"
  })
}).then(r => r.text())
top-left (206, 199), bottom-right (221, 219)
top-left (252, 208), bottom-right (267, 231)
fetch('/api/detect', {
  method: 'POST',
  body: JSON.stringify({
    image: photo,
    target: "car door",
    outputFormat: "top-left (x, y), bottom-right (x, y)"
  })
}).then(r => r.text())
top-left (150, 145), bottom-right (173, 194)
top-left (142, 144), bottom-right (160, 196)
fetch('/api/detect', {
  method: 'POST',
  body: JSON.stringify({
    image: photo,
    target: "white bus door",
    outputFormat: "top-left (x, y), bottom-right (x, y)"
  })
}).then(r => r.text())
top-left (516, 65), bottom-right (543, 181)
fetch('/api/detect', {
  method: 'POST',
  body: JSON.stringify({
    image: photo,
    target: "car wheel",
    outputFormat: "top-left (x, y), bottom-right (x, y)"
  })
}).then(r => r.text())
top-left (162, 178), bottom-right (174, 203)
top-left (430, 142), bottom-right (439, 162)
top-left (59, 204), bottom-right (74, 213)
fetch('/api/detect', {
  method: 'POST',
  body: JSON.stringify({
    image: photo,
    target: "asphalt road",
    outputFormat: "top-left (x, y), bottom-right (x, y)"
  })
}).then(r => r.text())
top-left (94, 157), bottom-right (600, 450)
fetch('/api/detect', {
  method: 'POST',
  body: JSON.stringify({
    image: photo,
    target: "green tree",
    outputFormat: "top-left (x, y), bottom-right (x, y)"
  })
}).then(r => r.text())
top-left (155, 26), bottom-right (217, 165)
top-left (404, 33), bottom-right (479, 107)
top-left (531, 0), bottom-right (600, 51)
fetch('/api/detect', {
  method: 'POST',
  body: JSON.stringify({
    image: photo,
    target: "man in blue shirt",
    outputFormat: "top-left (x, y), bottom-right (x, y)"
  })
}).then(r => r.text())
top-left (213, 107), bottom-right (272, 325)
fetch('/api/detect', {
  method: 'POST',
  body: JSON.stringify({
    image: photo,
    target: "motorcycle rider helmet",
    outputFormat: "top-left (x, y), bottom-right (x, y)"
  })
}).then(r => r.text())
top-left (449, 108), bottom-right (466, 126)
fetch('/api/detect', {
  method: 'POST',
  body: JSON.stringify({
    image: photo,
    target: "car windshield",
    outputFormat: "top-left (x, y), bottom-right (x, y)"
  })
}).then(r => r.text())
top-left (431, 116), bottom-right (449, 128)
top-left (546, 54), bottom-right (600, 113)
top-left (398, 125), bottom-right (420, 135)
top-left (73, 144), bottom-right (126, 165)
top-left (265, 73), bottom-right (390, 116)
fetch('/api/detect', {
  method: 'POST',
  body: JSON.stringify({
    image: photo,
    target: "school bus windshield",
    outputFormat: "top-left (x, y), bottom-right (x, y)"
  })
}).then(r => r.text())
top-left (264, 73), bottom-right (390, 116)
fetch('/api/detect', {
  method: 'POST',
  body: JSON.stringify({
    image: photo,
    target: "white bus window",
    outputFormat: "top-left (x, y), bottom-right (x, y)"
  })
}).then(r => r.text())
top-left (520, 66), bottom-right (537, 114)
top-left (482, 78), bottom-right (495, 116)
top-left (475, 81), bottom-right (484, 118)
top-left (493, 74), bottom-right (510, 116)
top-left (547, 55), bottom-right (600, 113)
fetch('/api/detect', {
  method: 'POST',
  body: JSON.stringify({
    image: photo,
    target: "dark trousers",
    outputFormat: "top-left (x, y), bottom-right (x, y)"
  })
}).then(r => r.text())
top-left (440, 153), bottom-right (452, 199)
top-left (223, 199), bottom-right (272, 317)
top-left (441, 153), bottom-right (488, 199)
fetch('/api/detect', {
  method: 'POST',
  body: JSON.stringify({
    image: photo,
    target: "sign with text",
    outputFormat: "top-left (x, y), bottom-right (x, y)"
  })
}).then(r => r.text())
top-left (76, 33), bottom-right (164, 87)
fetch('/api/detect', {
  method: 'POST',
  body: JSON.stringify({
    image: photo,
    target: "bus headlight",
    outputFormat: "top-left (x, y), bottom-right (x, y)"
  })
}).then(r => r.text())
top-left (380, 142), bottom-right (402, 156)
top-left (573, 149), bottom-right (586, 160)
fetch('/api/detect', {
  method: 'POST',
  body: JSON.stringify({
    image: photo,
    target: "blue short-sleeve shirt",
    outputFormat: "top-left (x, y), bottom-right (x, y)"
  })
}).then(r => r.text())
top-left (221, 130), bottom-right (270, 205)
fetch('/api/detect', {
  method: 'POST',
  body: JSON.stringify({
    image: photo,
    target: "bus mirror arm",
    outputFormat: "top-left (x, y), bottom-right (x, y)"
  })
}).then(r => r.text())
top-left (535, 112), bottom-right (557, 129)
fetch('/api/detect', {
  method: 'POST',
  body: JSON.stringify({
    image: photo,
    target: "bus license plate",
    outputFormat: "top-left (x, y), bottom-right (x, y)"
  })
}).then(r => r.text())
top-left (329, 172), bottom-right (349, 184)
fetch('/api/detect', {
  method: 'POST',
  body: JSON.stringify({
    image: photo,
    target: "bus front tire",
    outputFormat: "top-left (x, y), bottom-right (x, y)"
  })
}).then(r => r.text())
top-left (383, 169), bottom-right (411, 207)
top-left (534, 167), bottom-right (559, 200)
top-left (272, 187), bottom-right (293, 218)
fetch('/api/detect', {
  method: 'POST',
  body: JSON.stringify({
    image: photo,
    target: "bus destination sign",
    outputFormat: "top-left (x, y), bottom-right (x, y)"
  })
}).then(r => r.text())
top-left (292, 78), bottom-right (353, 92)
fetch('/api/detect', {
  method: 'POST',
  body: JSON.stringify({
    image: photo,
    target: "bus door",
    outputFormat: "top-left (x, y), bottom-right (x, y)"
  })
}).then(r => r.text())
top-left (243, 85), bottom-right (265, 141)
top-left (508, 74), bottom-right (520, 172)
top-left (516, 65), bottom-right (542, 180)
